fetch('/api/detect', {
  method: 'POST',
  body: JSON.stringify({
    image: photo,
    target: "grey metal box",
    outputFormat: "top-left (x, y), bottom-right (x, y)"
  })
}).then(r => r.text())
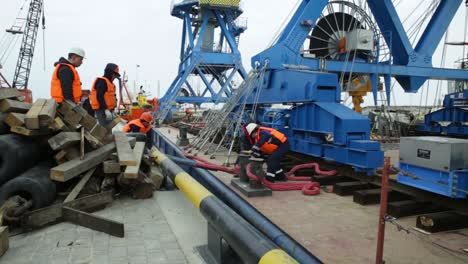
top-left (399, 137), bottom-right (468, 172)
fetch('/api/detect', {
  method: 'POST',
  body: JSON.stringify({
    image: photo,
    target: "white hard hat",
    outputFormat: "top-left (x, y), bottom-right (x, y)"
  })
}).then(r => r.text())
top-left (69, 47), bottom-right (85, 58)
top-left (246, 123), bottom-right (259, 136)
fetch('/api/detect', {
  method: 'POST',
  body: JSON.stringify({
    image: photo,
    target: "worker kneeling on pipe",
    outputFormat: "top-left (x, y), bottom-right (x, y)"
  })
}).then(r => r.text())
top-left (245, 123), bottom-right (290, 182)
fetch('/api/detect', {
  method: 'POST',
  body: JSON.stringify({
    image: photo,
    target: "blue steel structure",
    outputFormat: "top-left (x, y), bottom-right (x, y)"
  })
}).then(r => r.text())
top-left (243, 0), bottom-right (467, 175)
top-left (159, 0), bottom-right (248, 120)
top-left (417, 90), bottom-right (468, 137)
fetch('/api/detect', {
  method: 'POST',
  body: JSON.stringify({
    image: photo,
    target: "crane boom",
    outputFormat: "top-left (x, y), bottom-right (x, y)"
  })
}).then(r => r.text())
top-left (12, 0), bottom-right (44, 90)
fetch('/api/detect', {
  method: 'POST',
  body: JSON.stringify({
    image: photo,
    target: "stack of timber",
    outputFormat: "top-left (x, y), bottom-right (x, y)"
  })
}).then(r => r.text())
top-left (0, 94), bottom-right (166, 250)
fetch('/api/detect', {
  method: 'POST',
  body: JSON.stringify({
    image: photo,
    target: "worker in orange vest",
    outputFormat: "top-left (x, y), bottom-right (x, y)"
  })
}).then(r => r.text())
top-left (123, 112), bottom-right (153, 134)
top-left (90, 63), bottom-right (120, 126)
top-left (245, 123), bottom-right (290, 182)
top-left (50, 47), bottom-right (85, 104)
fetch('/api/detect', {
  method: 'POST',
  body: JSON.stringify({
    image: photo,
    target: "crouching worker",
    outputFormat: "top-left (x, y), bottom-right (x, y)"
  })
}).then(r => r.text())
top-left (245, 123), bottom-right (290, 182)
top-left (123, 112), bottom-right (153, 146)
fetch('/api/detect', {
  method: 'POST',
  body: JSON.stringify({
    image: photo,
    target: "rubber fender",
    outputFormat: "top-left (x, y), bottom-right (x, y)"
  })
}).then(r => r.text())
top-left (0, 113), bottom-right (8, 135)
top-left (0, 162), bottom-right (57, 209)
top-left (0, 134), bottom-right (45, 185)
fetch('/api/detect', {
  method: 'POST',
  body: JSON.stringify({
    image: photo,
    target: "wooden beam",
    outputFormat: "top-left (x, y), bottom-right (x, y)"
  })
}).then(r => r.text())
top-left (103, 160), bottom-right (122, 174)
top-left (114, 132), bottom-right (137, 166)
top-left (90, 123), bottom-right (107, 140)
top-left (22, 191), bottom-right (113, 230)
top-left (0, 99), bottom-right (31, 113)
top-left (3, 112), bottom-right (25, 127)
top-left (0, 88), bottom-right (21, 100)
top-left (64, 168), bottom-right (96, 203)
top-left (25, 99), bottom-right (47, 129)
top-left (64, 110), bottom-right (83, 128)
top-left (84, 130), bottom-right (103, 149)
top-left (10, 126), bottom-right (49, 136)
top-left (57, 100), bottom-right (75, 115)
top-left (80, 127), bottom-right (85, 159)
top-left (0, 226), bottom-right (8, 257)
top-left (80, 114), bottom-right (97, 131)
top-left (38, 99), bottom-right (57, 127)
top-left (124, 142), bottom-right (146, 178)
top-left (50, 143), bottom-right (116, 182)
top-left (54, 150), bottom-right (68, 164)
top-left (48, 132), bottom-right (81, 151)
top-left (62, 206), bottom-right (124, 237)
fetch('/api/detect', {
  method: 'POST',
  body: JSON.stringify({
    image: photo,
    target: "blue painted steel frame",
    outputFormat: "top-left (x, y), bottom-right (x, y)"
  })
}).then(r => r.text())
top-left (245, 0), bottom-right (466, 174)
top-left (161, 1), bottom-right (248, 115)
top-left (417, 90), bottom-right (468, 137)
top-left (398, 162), bottom-right (468, 198)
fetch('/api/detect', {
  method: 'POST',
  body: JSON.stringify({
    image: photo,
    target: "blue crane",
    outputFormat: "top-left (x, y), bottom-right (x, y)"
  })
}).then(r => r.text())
top-left (158, 0), bottom-right (248, 121)
top-left (243, 0), bottom-right (467, 175)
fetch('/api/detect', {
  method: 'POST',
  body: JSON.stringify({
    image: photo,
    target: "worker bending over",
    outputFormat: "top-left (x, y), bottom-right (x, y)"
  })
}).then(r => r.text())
top-left (51, 47), bottom-right (85, 104)
top-left (123, 112), bottom-right (153, 134)
top-left (90, 63), bottom-right (120, 126)
top-left (245, 123), bottom-right (289, 182)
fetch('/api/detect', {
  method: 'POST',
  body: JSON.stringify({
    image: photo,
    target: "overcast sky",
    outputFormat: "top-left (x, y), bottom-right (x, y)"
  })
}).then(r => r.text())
top-left (0, 0), bottom-right (467, 107)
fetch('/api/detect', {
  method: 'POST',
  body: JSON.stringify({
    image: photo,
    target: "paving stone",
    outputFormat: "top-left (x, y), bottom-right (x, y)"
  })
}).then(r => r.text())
top-left (127, 245), bottom-right (146, 257)
top-left (109, 246), bottom-right (127, 259)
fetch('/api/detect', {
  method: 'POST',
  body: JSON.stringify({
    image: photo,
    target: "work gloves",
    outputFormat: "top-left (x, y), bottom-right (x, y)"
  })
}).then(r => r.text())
top-left (105, 109), bottom-right (113, 121)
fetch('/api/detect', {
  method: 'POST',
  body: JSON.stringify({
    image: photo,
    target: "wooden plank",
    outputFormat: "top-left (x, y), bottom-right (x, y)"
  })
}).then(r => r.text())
top-left (84, 130), bottom-right (103, 149)
top-left (0, 226), bottom-right (8, 257)
top-left (64, 168), bottom-right (96, 203)
top-left (22, 191), bottom-right (113, 229)
top-left (48, 132), bottom-right (81, 151)
top-left (124, 142), bottom-right (146, 178)
top-left (3, 112), bottom-right (25, 127)
top-left (50, 116), bottom-right (69, 132)
top-left (38, 99), bottom-right (57, 127)
top-left (80, 114), bottom-right (97, 131)
top-left (62, 206), bottom-right (124, 237)
top-left (387, 200), bottom-right (448, 218)
top-left (90, 123), bottom-right (108, 140)
top-left (64, 110), bottom-right (83, 128)
top-left (80, 127), bottom-right (85, 159)
top-left (25, 99), bottom-right (47, 129)
top-left (54, 150), bottom-right (68, 164)
top-left (103, 160), bottom-right (122, 174)
top-left (10, 126), bottom-right (49, 136)
top-left (0, 99), bottom-right (31, 113)
top-left (0, 88), bottom-right (21, 100)
top-left (114, 132), bottom-right (137, 166)
top-left (50, 143), bottom-right (116, 182)
top-left (57, 100), bottom-right (74, 115)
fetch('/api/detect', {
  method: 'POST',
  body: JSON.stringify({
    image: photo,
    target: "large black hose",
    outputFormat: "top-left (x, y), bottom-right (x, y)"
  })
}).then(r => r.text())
top-left (0, 134), bottom-right (45, 185)
top-left (152, 130), bottom-right (323, 264)
top-left (0, 162), bottom-right (57, 209)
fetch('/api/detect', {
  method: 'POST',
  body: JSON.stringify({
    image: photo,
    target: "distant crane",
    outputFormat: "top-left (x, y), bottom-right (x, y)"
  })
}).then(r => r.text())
top-left (5, 0), bottom-right (45, 101)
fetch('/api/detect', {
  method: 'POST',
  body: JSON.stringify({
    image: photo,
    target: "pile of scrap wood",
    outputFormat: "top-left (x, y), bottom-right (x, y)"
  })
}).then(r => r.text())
top-left (0, 89), bottom-right (167, 244)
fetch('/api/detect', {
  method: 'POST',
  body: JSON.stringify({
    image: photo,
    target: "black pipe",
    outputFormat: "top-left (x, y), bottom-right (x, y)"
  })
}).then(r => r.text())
top-left (151, 129), bottom-right (323, 264)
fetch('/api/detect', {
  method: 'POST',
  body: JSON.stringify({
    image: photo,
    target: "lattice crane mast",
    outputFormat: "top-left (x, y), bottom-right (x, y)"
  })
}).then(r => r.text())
top-left (7, 0), bottom-right (45, 98)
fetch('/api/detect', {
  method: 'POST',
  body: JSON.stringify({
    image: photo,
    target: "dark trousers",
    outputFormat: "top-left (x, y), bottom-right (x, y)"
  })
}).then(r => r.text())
top-left (266, 140), bottom-right (289, 177)
top-left (95, 109), bottom-right (110, 127)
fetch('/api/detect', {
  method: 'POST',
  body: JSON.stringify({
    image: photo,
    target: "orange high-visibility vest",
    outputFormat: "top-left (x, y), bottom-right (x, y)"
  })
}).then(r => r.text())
top-left (50, 63), bottom-right (82, 103)
top-left (123, 119), bottom-right (152, 133)
top-left (255, 127), bottom-right (287, 154)
top-left (90, 77), bottom-right (117, 110)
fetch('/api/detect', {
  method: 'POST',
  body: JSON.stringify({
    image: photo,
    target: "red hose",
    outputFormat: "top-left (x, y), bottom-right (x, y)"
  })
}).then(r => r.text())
top-left (246, 163), bottom-right (321, 196)
top-left (286, 163), bottom-right (337, 177)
